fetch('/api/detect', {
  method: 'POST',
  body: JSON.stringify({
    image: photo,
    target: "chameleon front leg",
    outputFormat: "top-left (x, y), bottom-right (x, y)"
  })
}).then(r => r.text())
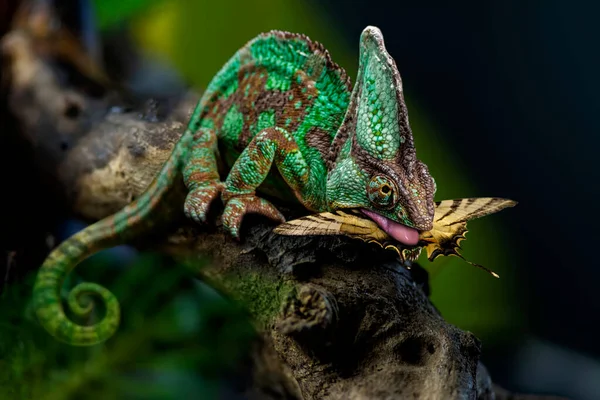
top-left (222, 127), bottom-right (311, 238)
top-left (183, 127), bottom-right (225, 223)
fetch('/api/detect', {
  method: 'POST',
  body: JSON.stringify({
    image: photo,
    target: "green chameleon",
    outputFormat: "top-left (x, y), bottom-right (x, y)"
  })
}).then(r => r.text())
top-left (32, 26), bottom-right (437, 346)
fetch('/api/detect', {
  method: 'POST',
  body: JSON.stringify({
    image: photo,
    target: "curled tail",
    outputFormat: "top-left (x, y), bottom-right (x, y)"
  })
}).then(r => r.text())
top-left (33, 124), bottom-right (197, 346)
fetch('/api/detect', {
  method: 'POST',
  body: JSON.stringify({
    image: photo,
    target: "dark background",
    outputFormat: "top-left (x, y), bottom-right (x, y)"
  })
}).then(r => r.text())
top-left (314, 1), bottom-right (599, 398)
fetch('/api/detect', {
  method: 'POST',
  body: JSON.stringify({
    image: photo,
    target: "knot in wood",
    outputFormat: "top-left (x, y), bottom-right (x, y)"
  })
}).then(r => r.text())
top-left (279, 284), bottom-right (337, 335)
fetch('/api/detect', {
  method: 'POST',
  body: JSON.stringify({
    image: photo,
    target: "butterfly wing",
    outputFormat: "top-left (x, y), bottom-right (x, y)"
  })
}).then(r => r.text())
top-left (273, 209), bottom-right (390, 242)
top-left (421, 197), bottom-right (517, 277)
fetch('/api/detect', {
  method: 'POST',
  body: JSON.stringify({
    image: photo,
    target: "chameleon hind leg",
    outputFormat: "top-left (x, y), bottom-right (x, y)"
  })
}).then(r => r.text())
top-left (222, 127), bottom-right (311, 238)
top-left (183, 127), bottom-right (225, 223)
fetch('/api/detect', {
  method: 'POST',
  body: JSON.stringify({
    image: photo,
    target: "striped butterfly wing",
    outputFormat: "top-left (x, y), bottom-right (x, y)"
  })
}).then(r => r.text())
top-left (273, 209), bottom-right (390, 241)
top-left (421, 198), bottom-right (517, 277)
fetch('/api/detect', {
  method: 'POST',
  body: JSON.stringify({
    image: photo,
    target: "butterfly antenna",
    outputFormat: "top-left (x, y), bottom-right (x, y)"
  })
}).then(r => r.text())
top-left (455, 254), bottom-right (500, 278)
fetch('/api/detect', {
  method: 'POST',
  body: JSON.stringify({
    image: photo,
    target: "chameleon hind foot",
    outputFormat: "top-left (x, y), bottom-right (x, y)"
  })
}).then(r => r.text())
top-left (184, 181), bottom-right (225, 223)
top-left (222, 195), bottom-right (285, 239)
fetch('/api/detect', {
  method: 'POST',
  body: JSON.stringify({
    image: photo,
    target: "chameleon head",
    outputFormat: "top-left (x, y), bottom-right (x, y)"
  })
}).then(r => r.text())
top-left (326, 26), bottom-right (436, 245)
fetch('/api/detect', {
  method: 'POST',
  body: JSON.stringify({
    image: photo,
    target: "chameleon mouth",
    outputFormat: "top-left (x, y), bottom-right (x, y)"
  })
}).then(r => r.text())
top-left (360, 209), bottom-right (420, 246)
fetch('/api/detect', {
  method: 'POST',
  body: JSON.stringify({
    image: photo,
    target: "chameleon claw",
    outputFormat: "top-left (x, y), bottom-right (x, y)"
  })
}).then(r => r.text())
top-left (222, 195), bottom-right (285, 239)
top-left (184, 182), bottom-right (224, 223)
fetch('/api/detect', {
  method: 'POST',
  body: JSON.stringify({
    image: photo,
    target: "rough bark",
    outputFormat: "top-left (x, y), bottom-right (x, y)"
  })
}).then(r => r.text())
top-left (0, 6), bottom-right (569, 400)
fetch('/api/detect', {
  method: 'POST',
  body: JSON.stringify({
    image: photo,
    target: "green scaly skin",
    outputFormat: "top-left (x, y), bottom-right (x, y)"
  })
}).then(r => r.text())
top-left (33, 26), bottom-right (436, 346)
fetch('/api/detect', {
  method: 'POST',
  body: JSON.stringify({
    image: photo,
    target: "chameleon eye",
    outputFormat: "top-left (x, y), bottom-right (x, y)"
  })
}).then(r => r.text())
top-left (367, 175), bottom-right (398, 208)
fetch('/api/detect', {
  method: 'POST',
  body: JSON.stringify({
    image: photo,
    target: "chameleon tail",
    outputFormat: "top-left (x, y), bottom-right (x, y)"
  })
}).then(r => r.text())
top-left (32, 123), bottom-right (198, 346)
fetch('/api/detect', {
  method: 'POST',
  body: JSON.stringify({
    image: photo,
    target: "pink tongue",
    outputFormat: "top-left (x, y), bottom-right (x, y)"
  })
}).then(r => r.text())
top-left (361, 209), bottom-right (420, 246)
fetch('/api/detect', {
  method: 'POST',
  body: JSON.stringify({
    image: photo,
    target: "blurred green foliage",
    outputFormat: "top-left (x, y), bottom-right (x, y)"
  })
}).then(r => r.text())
top-left (1, 253), bottom-right (256, 400)
top-left (89, 0), bottom-right (523, 339)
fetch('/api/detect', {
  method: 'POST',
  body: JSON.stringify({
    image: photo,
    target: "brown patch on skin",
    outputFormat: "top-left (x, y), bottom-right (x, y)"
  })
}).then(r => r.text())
top-left (386, 102), bottom-right (419, 179)
top-left (279, 70), bottom-right (319, 132)
top-left (237, 69), bottom-right (320, 149)
top-left (199, 92), bottom-right (236, 135)
top-left (241, 82), bottom-right (286, 147)
top-left (186, 170), bottom-right (214, 183)
top-left (148, 182), bottom-right (163, 210)
top-left (98, 215), bottom-right (115, 237)
top-left (327, 85), bottom-right (361, 170)
top-left (186, 183), bottom-right (224, 203)
top-left (234, 67), bottom-right (271, 148)
top-left (191, 49), bottom-right (258, 141)
top-left (200, 65), bottom-right (269, 152)
top-left (305, 126), bottom-right (331, 161)
top-left (253, 90), bottom-right (286, 119)
top-left (183, 130), bottom-right (221, 183)
top-left (126, 207), bottom-right (143, 227)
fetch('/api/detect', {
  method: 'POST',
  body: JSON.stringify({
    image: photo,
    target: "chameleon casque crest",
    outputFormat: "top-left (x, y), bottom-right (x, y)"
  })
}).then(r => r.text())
top-left (32, 26), bottom-right (514, 346)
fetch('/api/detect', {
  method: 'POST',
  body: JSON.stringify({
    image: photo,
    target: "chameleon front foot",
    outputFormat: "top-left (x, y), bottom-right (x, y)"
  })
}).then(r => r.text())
top-left (222, 195), bottom-right (285, 239)
top-left (184, 181), bottom-right (225, 223)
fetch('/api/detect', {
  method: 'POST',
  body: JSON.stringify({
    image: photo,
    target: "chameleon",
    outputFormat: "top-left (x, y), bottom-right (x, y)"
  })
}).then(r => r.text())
top-left (33, 25), bottom-right (447, 346)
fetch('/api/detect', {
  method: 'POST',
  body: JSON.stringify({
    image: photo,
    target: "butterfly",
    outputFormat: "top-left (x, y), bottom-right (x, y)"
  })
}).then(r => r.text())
top-left (273, 198), bottom-right (517, 278)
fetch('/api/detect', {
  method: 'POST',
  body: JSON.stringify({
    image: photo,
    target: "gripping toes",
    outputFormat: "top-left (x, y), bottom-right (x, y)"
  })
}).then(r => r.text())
top-left (184, 181), bottom-right (224, 223)
top-left (222, 195), bottom-right (285, 239)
